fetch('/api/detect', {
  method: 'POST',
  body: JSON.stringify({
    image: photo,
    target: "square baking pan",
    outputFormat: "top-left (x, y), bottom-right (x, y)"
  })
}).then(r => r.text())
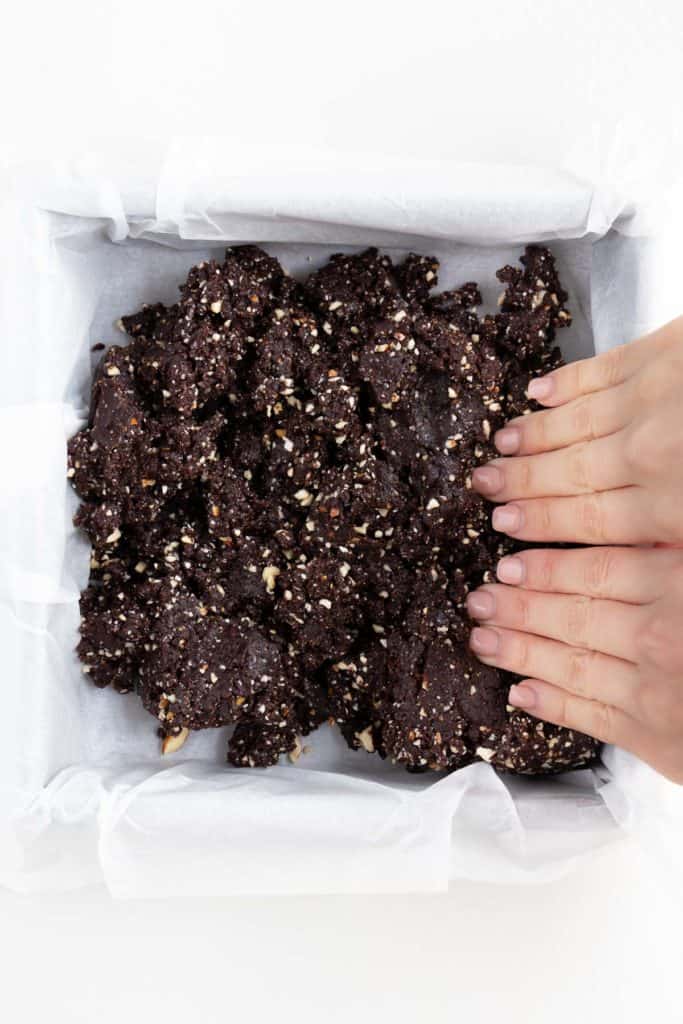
top-left (0, 143), bottom-right (660, 895)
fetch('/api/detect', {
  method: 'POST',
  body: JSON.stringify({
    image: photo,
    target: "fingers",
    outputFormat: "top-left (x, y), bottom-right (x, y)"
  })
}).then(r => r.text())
top-left (466, 584), bottom-right (642, 662)
top-left (505, 677), bottom-right (644, 751)
top-left (472, 432), bottom-right (630, 502)
top-left (468, 625), bottom-right (640, 717)
top-left (525, 334), bottom-right (656, 408)
top-left (493, 383), bottom-right (632, 456)
top-left (495, 546), bottom-right (677, 605)
top-left (488, 487), bottom-right (659, 545)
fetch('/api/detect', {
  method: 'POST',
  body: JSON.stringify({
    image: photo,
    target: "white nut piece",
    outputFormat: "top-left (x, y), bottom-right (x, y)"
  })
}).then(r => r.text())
top-left (162, 728), bottom-right (189, 755)
top-left (105, 527), bottom-right (122, 544)
top-left (294, 488), bottom-right (313, 507)
top-left (261, 565), bottom-right (281, 593)
top-left (476, 746), bottom-right (495, 763)
top-left (355, 726), bottom-right (375, 753)
top-left (288, 736), bottom-right (303, 763)
top-left (210, 299), bottom-right (223, 313)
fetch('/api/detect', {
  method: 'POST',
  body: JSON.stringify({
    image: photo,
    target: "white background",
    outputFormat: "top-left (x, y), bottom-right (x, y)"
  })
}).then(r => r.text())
top-left (1, 1), bottom-right (683, 1021)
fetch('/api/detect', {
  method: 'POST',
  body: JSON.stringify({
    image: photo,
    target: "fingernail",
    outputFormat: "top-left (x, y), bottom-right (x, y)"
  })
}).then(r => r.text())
top-left (494, 427), bottom-right (520, 455)
top-left (496, 556), bottom-right (524, 585)
top-left (508, 684), bottom-right (537, 710)
top-left (527, 376), bottom-right (554, 400)
top-left (492, 504), bottom-right (522, 534)
top-left (466, 590), bottom-right (495, 619)
top-left (470, 627), bottom-right (499, 656)
top-left (471, 465), bottom-right (504, 495)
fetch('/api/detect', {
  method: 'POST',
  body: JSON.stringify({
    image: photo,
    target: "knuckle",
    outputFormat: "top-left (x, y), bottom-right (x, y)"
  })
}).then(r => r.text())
top-left (514, 458), bottom-right (533, 495)
top-left (574, 359), bottom-right (591, 395)
top-left (564, 646), bottom-right (597, 697)
top-left (570, 396), bottom-right (597, 441)
top-left (567, 443), bottom-right (592, 492)
top-left (590, 701), bottom-right (616, 744)
top-left (528, 412), bottom-right (549, 451)
top-left (636, 618), bottom-right (660, 661)
top-left (509, 631), bottom-right (533, 674)
top-left (579, 494), bottom-right (605, 541)
top-left (602, 346), bottom-right (625, 388)
top-left (512, 591), bottom-right (533, 630)
top-left (583, 548), bottom-right (615, 596)
top-left (534, 500), bottom-right (554, 536)
top-left (564, 595), bottom-right (593, 647)
top-left (554, 691), bottom-right (571, 729)
top-left (531, 550), bottom-right (556, 591)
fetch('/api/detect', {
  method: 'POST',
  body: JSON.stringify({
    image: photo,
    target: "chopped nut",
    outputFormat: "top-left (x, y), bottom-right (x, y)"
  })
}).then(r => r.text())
top-left (294, 488), bottom-right (313, 507)
top-left (288, 736), bottom-right (303, 762)
top-left (262, 565), bottom-right (281, 593)
top-left (162, 728), bottom-right (189, 755)
top-left (355, 726), bottom-right (375, 753)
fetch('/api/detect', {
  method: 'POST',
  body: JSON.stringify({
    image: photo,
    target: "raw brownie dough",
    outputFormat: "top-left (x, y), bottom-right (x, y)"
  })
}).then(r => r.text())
top-left (69, 244), bottom-right (600, 773)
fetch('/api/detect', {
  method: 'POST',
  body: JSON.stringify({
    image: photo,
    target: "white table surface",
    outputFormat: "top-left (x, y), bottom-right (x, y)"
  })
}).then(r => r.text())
top-left (1, 836), bottom-right (681, 1023)
top-left (1, 1), bottom-right (682, 1018)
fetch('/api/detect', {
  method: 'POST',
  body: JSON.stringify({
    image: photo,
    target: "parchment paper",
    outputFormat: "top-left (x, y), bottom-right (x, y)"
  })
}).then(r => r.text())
top-left (1, 143), bottom-right (681, 896)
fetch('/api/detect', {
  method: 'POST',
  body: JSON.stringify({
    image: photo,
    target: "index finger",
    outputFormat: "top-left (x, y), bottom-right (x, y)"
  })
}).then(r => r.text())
top-left (496, 383), bottom-right (631, 456)
top-left (526, 332), bottom-right (659, 408)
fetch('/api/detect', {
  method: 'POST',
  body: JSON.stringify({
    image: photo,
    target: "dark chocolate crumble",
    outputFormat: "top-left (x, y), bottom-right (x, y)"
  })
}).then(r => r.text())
top-left (68, 244), bottom-right (600, 773)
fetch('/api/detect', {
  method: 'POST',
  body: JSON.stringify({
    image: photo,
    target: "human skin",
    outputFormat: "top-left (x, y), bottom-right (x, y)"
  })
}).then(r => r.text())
top-left (467, 317), bottom-right (683, 783)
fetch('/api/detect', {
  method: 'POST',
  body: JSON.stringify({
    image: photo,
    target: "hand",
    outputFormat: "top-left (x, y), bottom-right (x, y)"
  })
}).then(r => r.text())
top-left (470, 317), bottom-right (683, 545)
top-left (466, 546), bottom-right (683, 784)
